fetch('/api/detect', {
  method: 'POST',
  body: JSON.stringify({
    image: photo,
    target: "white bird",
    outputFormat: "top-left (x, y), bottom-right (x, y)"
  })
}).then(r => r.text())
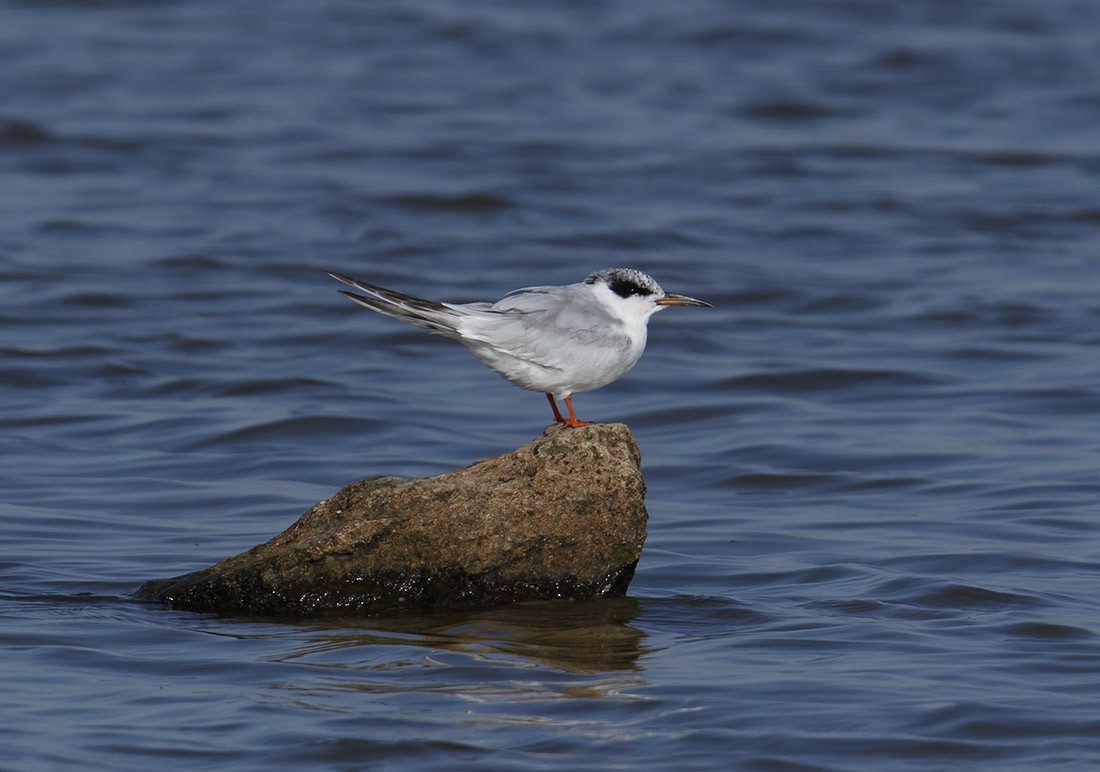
top-left (328, 268), bottom-right (711, 427)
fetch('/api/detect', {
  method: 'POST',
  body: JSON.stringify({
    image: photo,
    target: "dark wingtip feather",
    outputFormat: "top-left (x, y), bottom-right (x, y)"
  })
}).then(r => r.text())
top-left (327, 271), bottom-right (356, 287)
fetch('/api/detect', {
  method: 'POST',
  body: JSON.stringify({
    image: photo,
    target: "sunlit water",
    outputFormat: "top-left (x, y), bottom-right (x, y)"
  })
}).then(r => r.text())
top-left (3, 1), bottom-right (1100, 769)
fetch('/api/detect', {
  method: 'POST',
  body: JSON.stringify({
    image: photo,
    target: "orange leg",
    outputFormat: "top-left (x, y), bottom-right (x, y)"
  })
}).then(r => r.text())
top-left (546, 393), bottom-right (591, 427)
top-left (545, 393), bottom-right (566, 423)
top-left (561, 394), bottom-right (592, 428)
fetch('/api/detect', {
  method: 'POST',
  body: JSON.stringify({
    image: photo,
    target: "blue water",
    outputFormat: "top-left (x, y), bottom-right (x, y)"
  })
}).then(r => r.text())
top-left (3, 1), bottom-right (1100, 769)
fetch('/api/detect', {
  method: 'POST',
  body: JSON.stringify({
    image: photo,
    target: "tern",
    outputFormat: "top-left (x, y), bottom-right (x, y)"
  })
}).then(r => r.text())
top-left (328, 268), bottom-right (711, 427)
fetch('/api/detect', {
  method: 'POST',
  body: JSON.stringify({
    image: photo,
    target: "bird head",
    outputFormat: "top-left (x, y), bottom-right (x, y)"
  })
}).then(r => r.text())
top-left (585, 268), bottom-right (711, 321)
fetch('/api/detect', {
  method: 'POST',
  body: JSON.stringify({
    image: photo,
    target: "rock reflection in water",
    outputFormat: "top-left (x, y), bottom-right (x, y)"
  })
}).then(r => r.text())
top-left (279, 598), bottom-right (647, 677)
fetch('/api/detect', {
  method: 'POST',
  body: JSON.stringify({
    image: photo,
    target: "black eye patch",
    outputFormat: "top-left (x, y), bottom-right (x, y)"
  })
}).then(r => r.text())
top-left (608, 277), bottom-right (653, 299)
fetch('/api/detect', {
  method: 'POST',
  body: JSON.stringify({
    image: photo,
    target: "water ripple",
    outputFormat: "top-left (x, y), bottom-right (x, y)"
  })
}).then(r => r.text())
top-left (4, 0), bottom-right (1100, 768)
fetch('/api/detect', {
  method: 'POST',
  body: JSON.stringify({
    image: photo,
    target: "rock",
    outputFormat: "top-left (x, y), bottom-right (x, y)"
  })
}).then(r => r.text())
top-left (138, 423), bottom-right (648, 617)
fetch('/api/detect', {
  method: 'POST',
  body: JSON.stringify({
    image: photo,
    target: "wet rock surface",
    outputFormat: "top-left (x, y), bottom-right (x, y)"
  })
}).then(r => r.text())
top-left (139, 423), bottom-right (648, 617)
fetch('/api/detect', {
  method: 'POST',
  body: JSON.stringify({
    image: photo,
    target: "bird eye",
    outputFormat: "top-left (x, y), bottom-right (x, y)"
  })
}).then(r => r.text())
top-left (608, 278), bottom-right (652, 299)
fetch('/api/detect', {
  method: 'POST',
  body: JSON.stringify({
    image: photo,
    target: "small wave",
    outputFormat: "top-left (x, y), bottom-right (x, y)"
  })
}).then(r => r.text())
top-left (0, 117), bottom-right (54, 145)
top-left (724, 367), bottom-right (940, 393)
top-left (381, 192), bottom-right (515, 212)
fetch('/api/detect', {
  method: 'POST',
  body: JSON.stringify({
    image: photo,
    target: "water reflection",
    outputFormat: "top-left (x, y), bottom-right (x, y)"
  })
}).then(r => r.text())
top-left (278, 597), bottom-right (648, 676)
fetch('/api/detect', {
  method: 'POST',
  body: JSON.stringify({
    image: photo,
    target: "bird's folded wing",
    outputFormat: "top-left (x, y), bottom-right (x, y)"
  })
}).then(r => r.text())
top-left (458, 289), bottom-right (629, 367)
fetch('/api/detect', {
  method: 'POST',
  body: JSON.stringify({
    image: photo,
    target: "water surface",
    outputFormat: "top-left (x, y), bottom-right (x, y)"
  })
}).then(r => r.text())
top-left (3, 1), bottom-right (1100, 769)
